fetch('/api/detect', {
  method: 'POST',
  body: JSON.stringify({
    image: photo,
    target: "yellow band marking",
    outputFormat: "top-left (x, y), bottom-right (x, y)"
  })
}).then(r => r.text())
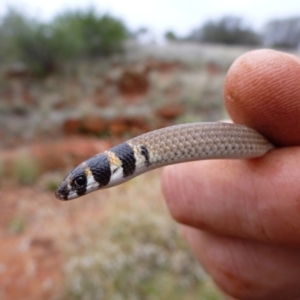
top-left (105, 151), bottom-right (122, 167)
top-left (84, 167), bottom-right (93, 177)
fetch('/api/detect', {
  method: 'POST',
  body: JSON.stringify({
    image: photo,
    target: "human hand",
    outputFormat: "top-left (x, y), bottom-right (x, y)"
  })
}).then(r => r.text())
top-left (162, 49), bottom-right (300, 300)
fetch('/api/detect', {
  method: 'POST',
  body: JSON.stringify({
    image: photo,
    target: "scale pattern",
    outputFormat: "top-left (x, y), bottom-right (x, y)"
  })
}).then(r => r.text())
top-left (55, 122), bottom-right (274, 200)
top-left (128, 122), bottom-right (273, 172)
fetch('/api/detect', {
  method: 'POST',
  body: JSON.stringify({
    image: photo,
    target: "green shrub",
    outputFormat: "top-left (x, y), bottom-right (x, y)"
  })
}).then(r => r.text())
top-left (14, 24), bottom-right (60, 76)
top-left (0, 8), bottom-right (128, 76)
top-left (53, 9), bottom-right (128, 57)
top-left (0, 9), bottom-right (63, 76)
top-left (190, 15), bottom-right (261, 46)
top-left (0, 8), bottom-right (28, 61)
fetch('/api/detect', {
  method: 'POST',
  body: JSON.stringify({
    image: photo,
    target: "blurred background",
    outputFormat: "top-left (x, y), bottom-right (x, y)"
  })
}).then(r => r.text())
top-left (0, 0), bottom-right (299, 299)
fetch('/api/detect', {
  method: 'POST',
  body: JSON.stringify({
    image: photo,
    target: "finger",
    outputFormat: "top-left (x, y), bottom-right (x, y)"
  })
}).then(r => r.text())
top-left (162, 49), bottom-right (300, 245)
top-left (162, 147), bottom-right (300, 247)
top-left (224, 49), bottom-right (300, 146)
top-left (183, 226), bottom-right (300, 300)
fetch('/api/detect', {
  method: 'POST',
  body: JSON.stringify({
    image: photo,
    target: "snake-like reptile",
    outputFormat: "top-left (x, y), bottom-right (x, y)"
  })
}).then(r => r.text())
top-left (55, 122), bottom-right (274, 200)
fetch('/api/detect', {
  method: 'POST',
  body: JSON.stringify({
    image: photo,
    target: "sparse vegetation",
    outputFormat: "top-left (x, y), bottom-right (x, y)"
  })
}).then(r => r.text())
top-left (9, 217), bottom-right (26, 234)
top-left (12, 153), bottom-right (40, 185)
top-left (46, 178), bottom-right (61, 191)
top-left (61, 174), bottom-right (224, 300)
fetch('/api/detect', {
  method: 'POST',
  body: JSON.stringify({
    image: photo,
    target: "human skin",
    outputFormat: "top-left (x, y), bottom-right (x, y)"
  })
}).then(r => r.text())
top-left (162, 49), bottom-right (300, 300)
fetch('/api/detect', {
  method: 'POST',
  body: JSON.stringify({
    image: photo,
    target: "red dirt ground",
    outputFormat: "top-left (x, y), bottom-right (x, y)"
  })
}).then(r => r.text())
top-left (0, 137), bottom-right (112, 299)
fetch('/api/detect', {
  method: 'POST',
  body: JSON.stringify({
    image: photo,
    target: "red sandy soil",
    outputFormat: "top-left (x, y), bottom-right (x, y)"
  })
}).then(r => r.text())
top-left (0, 187), bottom-right (64, 300)
top-left (0, 137), bottom-right (113, 299)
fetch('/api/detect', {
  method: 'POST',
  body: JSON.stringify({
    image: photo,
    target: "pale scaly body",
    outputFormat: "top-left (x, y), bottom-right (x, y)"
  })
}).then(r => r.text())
top-left (55, 122), bottom-right (274, 200)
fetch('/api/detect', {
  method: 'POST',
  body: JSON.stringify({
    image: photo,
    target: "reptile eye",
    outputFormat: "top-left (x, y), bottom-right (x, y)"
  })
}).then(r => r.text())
top-left (73, 175), bottom-right (86, 187)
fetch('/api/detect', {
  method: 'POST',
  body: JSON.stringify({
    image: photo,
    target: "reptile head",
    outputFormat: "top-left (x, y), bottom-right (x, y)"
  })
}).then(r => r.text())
top-left (55, 153), bottom-right (112, 200)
